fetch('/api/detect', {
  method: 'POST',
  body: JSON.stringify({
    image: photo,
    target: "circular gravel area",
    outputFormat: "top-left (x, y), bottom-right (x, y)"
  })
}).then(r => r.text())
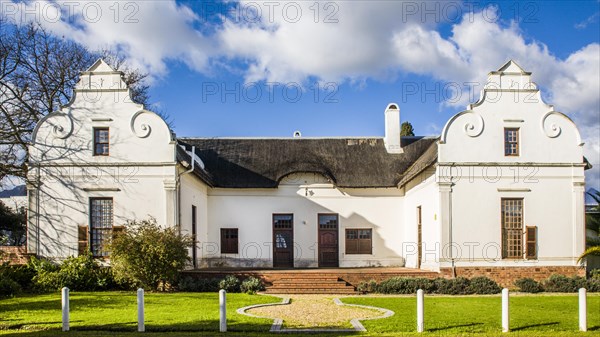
top-left (246, 295), bottom-right (381, 329)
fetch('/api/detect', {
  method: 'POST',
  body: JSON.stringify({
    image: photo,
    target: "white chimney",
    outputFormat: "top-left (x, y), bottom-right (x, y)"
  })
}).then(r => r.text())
top-left (384, 103), bottom-right (402, 153)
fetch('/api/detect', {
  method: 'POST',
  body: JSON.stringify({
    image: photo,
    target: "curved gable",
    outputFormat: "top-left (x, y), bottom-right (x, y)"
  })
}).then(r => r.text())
top-left (439, 61), bottom-right (584, 164)
top-left (30, 59), bottom-right (174, 165)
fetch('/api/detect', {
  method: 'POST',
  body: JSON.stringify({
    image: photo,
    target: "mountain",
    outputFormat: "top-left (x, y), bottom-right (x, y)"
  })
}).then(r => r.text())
top-left (586, 188), bottom-right (599, 205)
top-left (0, 185), bottom-right (26, 198)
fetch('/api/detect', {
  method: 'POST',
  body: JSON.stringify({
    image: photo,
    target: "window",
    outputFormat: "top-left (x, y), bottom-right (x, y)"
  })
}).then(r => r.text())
top-left (94, 128), bottom-right (110, 156)
top-left (501, 198), bottom-right (523, 259)
top-left (90, 198), bottom-right (113, 257)
top-left (345, 229), bottom-right (372, 254)
top-left (273, 214), bottom-right (293, 249)
top-left (192, 205), bottom-right (197, 268)
top-left (220, 228), bottom-right (238, 254)
top-left (504, 128), bottom-right (519, 156)
top-left (319, 214), bottom-right (338, 230)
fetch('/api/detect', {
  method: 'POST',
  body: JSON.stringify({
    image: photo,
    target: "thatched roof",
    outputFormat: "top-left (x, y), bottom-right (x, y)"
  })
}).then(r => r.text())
top-left (177, 137), bottom-right (438, 188)
top-left (397, 140), bottom-right (438, 188)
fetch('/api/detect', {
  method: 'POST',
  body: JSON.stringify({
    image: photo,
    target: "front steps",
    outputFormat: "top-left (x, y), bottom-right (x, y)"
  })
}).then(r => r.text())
top-left (182, 267), bottom-right (441, 294)
top-left (265, 274), bottom-right (357, 294)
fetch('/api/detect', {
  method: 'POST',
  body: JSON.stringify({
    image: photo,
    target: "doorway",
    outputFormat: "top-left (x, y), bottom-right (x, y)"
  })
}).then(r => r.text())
top-left (417, 206), bottom-right (422, 269)
top-left (273, 214), bottom-right (294, 268)
top-left (318, 214), bottom-right (339, 268)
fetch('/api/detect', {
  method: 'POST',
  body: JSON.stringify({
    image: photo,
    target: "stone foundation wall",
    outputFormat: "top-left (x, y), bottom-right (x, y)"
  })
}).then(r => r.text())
top-left (440, 266), bottom-right (586, 288)
top-left (0, 246), bottom-right (29, 265)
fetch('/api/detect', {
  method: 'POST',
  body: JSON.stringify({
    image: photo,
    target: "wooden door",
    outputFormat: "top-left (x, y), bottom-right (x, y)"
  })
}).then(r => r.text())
top-left (273, 214), bottom-right (294, 268)
top-left (417, 206), bottom-right (422, 269)
top-left (318, 214), bottom-right (339, 268)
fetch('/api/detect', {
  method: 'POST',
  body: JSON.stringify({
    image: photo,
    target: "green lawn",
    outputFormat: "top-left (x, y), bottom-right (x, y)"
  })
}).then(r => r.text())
top-left (342, 293), bottom-right (600, 336)
top-left (0, 292), bottom-right (279, 336)
top-left (1, 292), bottom-right (599, 336)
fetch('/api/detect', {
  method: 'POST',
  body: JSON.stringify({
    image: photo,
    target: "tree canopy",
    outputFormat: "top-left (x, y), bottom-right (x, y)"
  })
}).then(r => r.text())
top-left (400, 121), bottom-right (415, 136)
top-left (0, 21), bottom-right (150, 182)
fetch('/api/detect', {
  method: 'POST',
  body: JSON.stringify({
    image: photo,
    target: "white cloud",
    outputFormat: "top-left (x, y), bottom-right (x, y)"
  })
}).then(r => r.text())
top-left (1, 0), bottom-right (598, 188)
top-left (575, 12), bottom-right (599, 30)
top-left (0, 0), bottom-right (215, 79)
top-left (217, 1), bottom-right (425, 83)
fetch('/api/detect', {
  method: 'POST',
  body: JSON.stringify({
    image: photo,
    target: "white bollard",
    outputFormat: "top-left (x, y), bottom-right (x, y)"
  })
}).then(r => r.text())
top-left (416, 289), bottom-right (424, 333)
top-left (502, 288), bottom-right (509, 333)
top-left (137, 288), bottom-right (145, 332)
top-left (579, 288), bottom-right (587, 332)
top-left (61, 287), bottom-right (69, 331)
top-left (219, 289), bottom-right (227, 332)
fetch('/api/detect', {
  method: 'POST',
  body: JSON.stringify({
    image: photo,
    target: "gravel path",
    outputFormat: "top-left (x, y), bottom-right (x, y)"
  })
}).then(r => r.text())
top-left (246, 295), bottom-right (381, 328)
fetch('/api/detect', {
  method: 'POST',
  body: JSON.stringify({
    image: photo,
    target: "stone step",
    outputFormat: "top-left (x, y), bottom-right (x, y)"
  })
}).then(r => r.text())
top-left (269, 283), bottom-right (351, 289)
top-left (269, 274), bottom-right (340, 280)
top-left (265, 288), bottom-right (357, 294)
top-left (273, 278), bottom-right (342, 283)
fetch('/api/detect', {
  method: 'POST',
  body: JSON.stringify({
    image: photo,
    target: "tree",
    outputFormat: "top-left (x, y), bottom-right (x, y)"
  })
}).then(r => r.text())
top-left (400, 121), bottom-right (415, 136)
top-left (579, 190), bottom-right (600, 264)
top-left (0, 201), bottom-right (26, 246)
top-left (586, 190), bottom-right (600, 234)
top-left (0, 21), bottom-right (150, 182)
top-left (109, 218), bottom-right (193, 291)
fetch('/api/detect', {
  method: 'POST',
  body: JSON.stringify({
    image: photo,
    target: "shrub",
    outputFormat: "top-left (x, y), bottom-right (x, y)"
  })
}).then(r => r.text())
top-left (240, 277), bottom-right (265, 294)
top-left (587, 277), bottom-right (600, 292)
top-left (543, 275), bottom-right (580, 293)
top-left (377, 277), bottom-right (412, 294)
top-left (219, 275), bottom-right (241, 293)
top-left (356, 279), bottom-right (378, 293)
top-left (435, 277), bottom-right (471, 295)
top-left (590, 269), bottom-right (600, 280)
top-left (515, 278), bottom-right (544, 293)
top-left (32, 253), bottom-right (115, 291)
top-left (467, 277), bottom-right (501, 294)
top-left (376, 277), bottom-right (435, 294)
top-left (0, 262), bottom-right (35, 292)
top-left (110, 218), bottom-right (193, 291)
top-left (0, 275), bottom-right (21, 297)
top-left (178, 276), bottom-right (221, 292)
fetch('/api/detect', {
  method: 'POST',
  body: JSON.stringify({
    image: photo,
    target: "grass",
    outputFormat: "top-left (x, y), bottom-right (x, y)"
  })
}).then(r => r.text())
top-left (341, 293), bottom-right (600, 336)
top-left (0, 291), bottom-right (278, 336)
top-left (1, 292), bottom-right (599, 336)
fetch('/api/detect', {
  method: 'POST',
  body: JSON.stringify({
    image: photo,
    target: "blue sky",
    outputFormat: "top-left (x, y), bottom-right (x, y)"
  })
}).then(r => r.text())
top-left (1, 0), bottom-right (599, 189)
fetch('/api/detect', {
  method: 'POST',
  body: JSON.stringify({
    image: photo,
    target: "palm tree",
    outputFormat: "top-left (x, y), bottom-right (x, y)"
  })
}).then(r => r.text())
top-left (579, 190), bottom-right (600, 264)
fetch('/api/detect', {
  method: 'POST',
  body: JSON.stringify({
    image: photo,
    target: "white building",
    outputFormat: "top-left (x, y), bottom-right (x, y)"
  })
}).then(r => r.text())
top-left (27, 59), bottom-right (589, 282)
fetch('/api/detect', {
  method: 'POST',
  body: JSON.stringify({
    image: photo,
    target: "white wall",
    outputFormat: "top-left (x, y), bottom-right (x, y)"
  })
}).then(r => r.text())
top-left (437, 61), bottom-right (586, 268)
top-left (27, 60), bottom-right (177, 259)
top-left (179, 170), bottom-right (209, 267)
top-left (0, 196), bottom-right (27, 212)
top-left (402, 168), bottom-right (440, 271)
top-left (202, 173), bottom-right (406, 268)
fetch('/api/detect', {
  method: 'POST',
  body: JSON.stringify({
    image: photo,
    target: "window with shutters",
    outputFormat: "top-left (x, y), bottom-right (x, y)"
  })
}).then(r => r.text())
top-left (525, 226), bottom-right (537, 259)
top-left (78, 225), bottom-right (89, 255)
top-left (220, 228), bottom-right (238, 254)
top-left (345, 228), bottom-right (372, 254)
top-left (93, 128), bottom-right (110, 156)
top-left (501, 198), bottom-right (523, 259)
top-left (90, 198), bottom-right (113, 257)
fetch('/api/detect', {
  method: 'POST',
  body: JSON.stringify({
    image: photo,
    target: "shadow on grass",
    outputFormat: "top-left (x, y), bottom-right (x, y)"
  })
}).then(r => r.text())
top-left (428, 322), bottom-right (484, 332)
top-left (0, 297), bottom-right (59, 313)
top-left (512, 322), bottom-right (559, 331)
